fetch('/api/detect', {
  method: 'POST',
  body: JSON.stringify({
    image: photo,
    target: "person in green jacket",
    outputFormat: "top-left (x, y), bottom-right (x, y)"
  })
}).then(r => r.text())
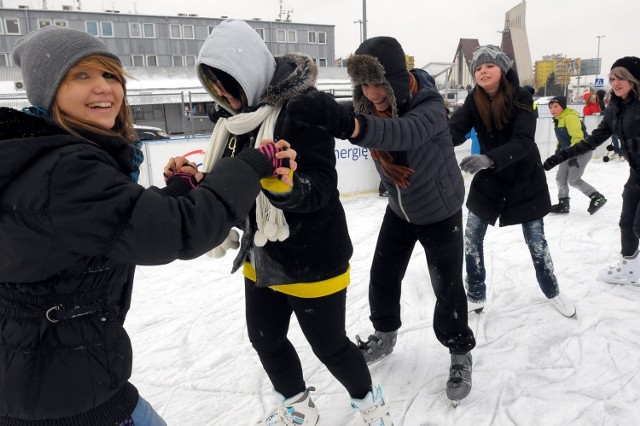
top-left (548, 96), bottom-right (607, 214)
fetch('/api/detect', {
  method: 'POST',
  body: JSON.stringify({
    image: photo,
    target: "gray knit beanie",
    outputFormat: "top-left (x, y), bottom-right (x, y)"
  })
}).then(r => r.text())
top-left (12, 26), bottom-right (120, 110)
top-left (470, 45), bottom-right (511, 76)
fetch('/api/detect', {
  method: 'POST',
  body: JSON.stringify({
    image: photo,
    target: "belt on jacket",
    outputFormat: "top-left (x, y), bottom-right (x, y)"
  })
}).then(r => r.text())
top-left (45, 301), bottom-right (105, 323)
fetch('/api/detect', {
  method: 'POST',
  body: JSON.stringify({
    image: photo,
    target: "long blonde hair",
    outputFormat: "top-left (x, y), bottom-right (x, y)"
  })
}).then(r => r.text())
top-left (51, 55), bottom-right (136, 143)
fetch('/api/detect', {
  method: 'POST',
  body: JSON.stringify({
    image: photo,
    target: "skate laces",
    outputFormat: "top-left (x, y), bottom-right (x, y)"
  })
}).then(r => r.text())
top-left (265, 387), bottom-right (316, 426)
top-left (352, 385), bottom-right (391, 425)
top-left (449, 356), bottom-right (472, 385)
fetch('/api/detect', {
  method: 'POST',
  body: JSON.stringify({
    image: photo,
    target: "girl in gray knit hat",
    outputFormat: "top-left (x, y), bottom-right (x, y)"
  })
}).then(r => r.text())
top-left (448, 44), bottom-right (577, 319)
top-left (1, 26), bottom-right (295, 426)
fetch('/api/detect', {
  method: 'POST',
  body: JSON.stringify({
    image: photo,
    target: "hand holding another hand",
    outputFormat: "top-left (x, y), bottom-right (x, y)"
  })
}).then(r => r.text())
top-left (460, 154), bottom-right (494, 174)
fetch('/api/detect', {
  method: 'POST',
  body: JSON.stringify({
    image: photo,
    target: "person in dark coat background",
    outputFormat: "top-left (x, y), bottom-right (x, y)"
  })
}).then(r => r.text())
top-left (0, 26), bottom-right (294, 426)
top-left (448, 45), bottom-right (576, 319)
top-left (286, 36), bottom-right (476, 405)
top-left (544, 56), bottom-right (640, 286)
top-left (196, 20), bottom-right (393, 424)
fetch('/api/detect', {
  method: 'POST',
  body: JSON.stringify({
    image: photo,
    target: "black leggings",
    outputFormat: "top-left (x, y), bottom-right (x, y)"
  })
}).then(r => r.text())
top-left (619, 171), bottom-right (640, 256)
top-left (245, 281), bottom-right (372, 399)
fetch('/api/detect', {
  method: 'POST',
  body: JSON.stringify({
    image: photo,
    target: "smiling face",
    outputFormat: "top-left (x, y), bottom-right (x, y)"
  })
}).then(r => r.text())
top-left (212, 80), bottom-right (246, 112)
top-left (474, 63), bottom-right (502, 96)
top-left (549, 102), bottom-right (564, 118)
top-left (609, 74), bottom-right (633, 100)
top-left (362, 82), bottom-right (391, 112)
top-left (55, 63), bottom-right (124, 130)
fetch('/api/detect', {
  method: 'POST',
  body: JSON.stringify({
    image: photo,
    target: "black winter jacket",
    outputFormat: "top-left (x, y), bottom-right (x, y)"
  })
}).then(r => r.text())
top-left (0, 107), bottom-right (262, 424)
top-left (349, 68), bottom-right (465, 225)
top-left (568, 94), bottom-right (640, 181)
top-left (223, 54), bottom-right (353, 288)
top-left (449, 69), bottom-right (551, 226)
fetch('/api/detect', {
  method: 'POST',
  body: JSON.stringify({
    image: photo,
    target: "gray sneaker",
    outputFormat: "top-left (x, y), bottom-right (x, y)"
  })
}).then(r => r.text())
top-left (446, 352), bottom-right (472, 404)
top-left (355, 330), bottom-right (398, 365)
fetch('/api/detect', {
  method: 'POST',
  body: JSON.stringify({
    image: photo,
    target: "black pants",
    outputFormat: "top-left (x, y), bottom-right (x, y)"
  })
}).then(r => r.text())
top-left (245, 281), bottom-right (372, 399)
top-left (368, 207), bottom-right (475, 355)
top-left (619, 171), bottom-right (640, 256)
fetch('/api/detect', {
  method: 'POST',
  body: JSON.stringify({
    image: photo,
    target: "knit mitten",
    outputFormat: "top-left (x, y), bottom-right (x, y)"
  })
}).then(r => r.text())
top-left (161, 172), bottom-right (199, 197)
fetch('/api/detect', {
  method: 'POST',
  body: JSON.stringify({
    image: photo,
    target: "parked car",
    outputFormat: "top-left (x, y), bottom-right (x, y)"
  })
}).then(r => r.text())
top-left (133, 124), bottom-right (170, 141)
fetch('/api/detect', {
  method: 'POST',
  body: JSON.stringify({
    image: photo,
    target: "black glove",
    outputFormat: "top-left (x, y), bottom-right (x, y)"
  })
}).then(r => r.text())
top-left (236, 143), bottom-right (289, 179)
top-left (285, 90), bottom-right (356, 139)
top-left (544, 141), bottom-right (592, 171)
top-left (567, 158), bottom-right (579, 168)
top-left (161, 172), bottom-right (199, 197)
top-left (207, 104), bottom-right (232, 124)
top-left (460, 155), bottom-right (494, 174)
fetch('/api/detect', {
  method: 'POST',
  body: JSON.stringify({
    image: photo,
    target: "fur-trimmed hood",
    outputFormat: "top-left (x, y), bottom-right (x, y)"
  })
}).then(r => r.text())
top-left (347, 36), bottom-right (410, 117)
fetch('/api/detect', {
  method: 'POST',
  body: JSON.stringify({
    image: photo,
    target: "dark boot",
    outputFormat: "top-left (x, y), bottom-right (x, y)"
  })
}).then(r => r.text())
top-left (550, 197), bottom-right (570, 214)
top-left (588, 192), bottom-right (607, 214)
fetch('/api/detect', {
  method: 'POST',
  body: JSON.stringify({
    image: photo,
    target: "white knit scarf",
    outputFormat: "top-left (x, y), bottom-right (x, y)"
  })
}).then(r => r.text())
top-left (202, 104), bottom-right (289, 258)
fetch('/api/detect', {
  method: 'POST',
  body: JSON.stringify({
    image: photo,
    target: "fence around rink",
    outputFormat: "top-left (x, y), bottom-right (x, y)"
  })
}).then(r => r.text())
top-left (137, 115), bottom-right (610, 196)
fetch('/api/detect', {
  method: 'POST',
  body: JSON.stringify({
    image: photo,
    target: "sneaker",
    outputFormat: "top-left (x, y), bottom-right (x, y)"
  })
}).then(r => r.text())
top-left (263, 387), bottom-right (319, 425)
top-left (548, 293), bottom-right (576, 318)
top-left (467, 298), bottom-right (485, 314)
top-left (446, 352), bottom-right (472, 403)
top-left (356, 330), bottom-right (397, 365)
top-left (597, 251), bottom-right (640, 285)
top-left (351, 384), bottom-right (394, 425)
top-left (587, 192), bottom-right (607, 214)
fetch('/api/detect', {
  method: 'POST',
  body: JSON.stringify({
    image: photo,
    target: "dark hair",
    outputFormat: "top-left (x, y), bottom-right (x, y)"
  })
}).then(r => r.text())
top-left (201, 66), bottom-right (243, 101)
top-left (473, 74), bottom-right (531, 131)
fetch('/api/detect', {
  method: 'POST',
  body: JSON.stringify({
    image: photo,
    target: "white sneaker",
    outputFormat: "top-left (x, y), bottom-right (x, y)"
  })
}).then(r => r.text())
top-left (467, 299), bottom-right (485, 314)
top-left (351, 384), bottom-right (394, 425)
top-left (597, 251), bottom-right (640, 285)
top-left (549, 293), bottom-right (576, 318)
top-left (264, 387), bottom-right (319, 425)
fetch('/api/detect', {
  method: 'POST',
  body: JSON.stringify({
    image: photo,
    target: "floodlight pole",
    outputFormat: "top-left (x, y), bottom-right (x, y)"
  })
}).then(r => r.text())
top-left (362, 0), bottom-right (367, 41)
top-left (596, 35), bottom-right (605, 79)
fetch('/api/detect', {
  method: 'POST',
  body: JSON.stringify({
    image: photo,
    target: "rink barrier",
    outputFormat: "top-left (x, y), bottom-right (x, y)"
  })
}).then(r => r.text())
top-left (137, 115), bottom-right (610, 196)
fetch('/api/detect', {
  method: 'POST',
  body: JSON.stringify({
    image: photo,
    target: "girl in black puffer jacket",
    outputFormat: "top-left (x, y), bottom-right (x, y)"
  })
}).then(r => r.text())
top-left (0, 26), bottom-right (293, 426)
top-left (544, 56), bottom-right (640, 285)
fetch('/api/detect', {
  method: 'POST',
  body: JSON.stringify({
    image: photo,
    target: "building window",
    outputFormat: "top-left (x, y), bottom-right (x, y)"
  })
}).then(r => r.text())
top-left (276, 29), bottom-right (286, 43)
top-left (5, 18), bottom-right (20, 35)
top-left (143, 23), bottom-right (155, 38)
top-left (287, 30), bottom-right (296, 43)
top-left (208, 25), bottom-right (216, 34)
top-left (146, 55), bottom-right (158, 67)
top-left (308, 31), bottom-right (316, 44)
top-left (129, 22), bottom-right (141, 38)
top-left (132, 55), bottom-right (144, 66)
top-left (185, 55), bottom-right (196, 66)
top-left (0, 19), bottom-right (4, 34)
top-left (183, 25), bottom-right (194, 39)
top-left (318, 58), bottom-right (328, 67)
top-left (38, 19), bottom-right (52, 29)
top-left (172, 55), bottom-right (184, 66)
top-left (100, 21), bottom-right (114, 37)
top-left (256, 28), bottom-right (265, 40)
top-left (318, 32), bottom-right (326, 44)
top-left (54, 20), bottom-right (68, 27)
top-left (0, 54), bottom-right (8, 67)
top-left (170, 24), bottom-right (182, 39)
top-left (86, 21), bottom-right (99, 36)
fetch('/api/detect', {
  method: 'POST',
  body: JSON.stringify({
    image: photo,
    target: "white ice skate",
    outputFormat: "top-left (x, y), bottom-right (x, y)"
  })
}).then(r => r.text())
top-left (597, 251), bottom-right (640, 286)
top-left (351, 384), bottom-right (394, 425)
top-left (263, 387), bottom-right (319, 425)
top-left (548, 293), bottom-right (576, 318)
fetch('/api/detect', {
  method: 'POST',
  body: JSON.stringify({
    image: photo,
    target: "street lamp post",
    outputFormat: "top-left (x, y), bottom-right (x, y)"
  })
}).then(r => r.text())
top-left (596, 35), bottom-right (605, 79)
top-left (353, 20), bottom-right (363, 44)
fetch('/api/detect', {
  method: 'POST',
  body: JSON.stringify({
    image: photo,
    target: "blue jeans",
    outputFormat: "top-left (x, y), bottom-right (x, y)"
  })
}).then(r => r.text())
top-left (464, 211), bottom-right (559, 301)
top-left (121, 396), bottom-right (167, 426)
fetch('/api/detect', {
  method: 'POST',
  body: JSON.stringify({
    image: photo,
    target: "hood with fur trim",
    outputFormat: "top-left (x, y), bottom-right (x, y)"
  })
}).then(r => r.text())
top-left (347, 37), bottom-right (410, 117)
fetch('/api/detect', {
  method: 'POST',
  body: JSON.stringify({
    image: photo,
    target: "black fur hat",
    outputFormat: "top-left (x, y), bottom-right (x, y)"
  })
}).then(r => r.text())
top-left (347, 36), bottom-right (410, 116)
top-left (611, 56), bottom-right (640, 82)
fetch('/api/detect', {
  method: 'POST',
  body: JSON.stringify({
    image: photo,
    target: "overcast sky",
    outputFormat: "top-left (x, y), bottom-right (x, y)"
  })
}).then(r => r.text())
top-left (5, 0), bottom-right (639, 84)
